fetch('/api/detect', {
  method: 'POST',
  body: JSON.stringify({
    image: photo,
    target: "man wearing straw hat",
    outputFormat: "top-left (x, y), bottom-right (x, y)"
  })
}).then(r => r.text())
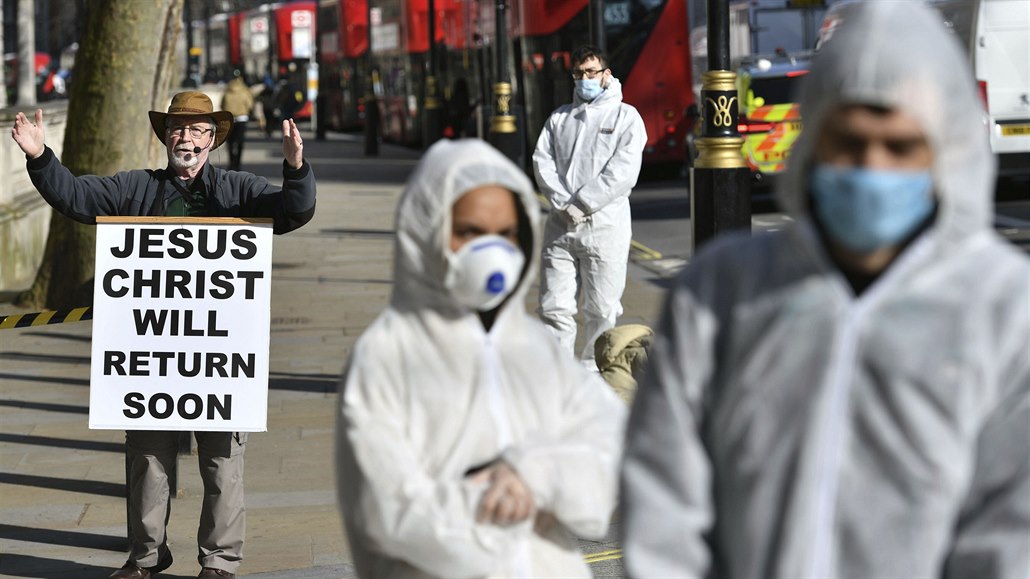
top-left (11, 91), bottom-right (316, 579)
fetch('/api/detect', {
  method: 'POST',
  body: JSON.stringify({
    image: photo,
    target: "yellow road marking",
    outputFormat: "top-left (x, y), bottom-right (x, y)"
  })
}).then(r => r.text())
top-left (584, 548), bottom-right (624, 563)
top-left (631, 239), bottom-right (663, 260)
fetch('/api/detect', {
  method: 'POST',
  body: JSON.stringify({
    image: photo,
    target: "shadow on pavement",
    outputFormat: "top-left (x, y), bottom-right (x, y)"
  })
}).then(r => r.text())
top-left (0, 524), bottom-right (126, 552)
top-left (0, 472), bottom-right (125, 497)
top-left (270, 372), bottom-right (338, 394)
top-left (0, 352), bottom-right (90, 365)
top-left (0, 554), bottom-right (200, 579)
top-left (0, 433), bottom-right (123, 453)
top-left (20, 330), bottom-right (92, 343)
top-left (0, 373), bottom-right (89, 387)
top-left (0, 399), bottom-right (88, 414)
top-left (0, 554), bottom-right (117, 579)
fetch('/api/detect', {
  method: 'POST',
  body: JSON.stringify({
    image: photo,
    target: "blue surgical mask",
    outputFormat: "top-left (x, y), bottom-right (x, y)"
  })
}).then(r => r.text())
top-left (575, 78), bottom-right (604, 102)
top-left (810, 164), bottom-right (935, 252)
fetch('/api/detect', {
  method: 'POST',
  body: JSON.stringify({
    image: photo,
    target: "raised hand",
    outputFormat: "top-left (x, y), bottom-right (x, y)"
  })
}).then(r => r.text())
top-left (281, 118), bottom-right (304, 169)
top-left (11, 109), bottom-right (46, 159)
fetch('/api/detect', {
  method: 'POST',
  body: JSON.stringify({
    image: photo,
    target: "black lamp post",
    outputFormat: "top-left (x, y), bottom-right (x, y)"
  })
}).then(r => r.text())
top-left (364, 0), bottom-right (379, 156)
top-left (488, 0), bottom-right (519, 162)
top-left (690, 0), bottom-right (751, 250)
top-left (590, 0), bottom-right (606, 51)
top-left (423, 0), bottom-right (443, 146)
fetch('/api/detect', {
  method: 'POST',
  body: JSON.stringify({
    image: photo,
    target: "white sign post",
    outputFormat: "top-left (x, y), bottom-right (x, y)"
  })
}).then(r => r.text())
top-left (89, 217), bottom-right (274, 432)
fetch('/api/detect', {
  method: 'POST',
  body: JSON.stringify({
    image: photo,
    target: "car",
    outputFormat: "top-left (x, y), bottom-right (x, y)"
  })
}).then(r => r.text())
top-left (735, 51), bottom-right (811, 193)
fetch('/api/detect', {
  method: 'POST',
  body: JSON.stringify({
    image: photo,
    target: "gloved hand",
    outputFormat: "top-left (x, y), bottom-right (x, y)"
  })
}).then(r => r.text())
top-left (565, 204), bottom-right (588, 225)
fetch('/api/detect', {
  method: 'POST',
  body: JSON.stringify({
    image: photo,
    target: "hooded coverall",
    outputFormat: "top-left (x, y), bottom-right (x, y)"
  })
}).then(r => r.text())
top-left (336, 139), bottom-right (626, 578)
top-left (620, 3), bottom-right (1030, 578)
top-left (533, 77), bottom-right (647, 367)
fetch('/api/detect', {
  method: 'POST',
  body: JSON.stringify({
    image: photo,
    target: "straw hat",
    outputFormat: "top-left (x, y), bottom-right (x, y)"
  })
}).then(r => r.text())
top-left (148, 91), bottom-right (234, 150)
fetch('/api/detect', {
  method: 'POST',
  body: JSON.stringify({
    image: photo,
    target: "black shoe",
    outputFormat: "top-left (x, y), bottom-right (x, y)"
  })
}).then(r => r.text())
top-left (107, 550), bottom-right (172, 579)
top-left (198, 568), bottom-right (235, 578)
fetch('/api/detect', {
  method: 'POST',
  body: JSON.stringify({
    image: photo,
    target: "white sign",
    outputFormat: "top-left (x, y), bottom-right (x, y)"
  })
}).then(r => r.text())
top-left (251, 32), bottom-right (269, 54)
top-left (372, 23), bottom-right (400, 52)
top-left (292, 10), bottom-right (312, 28)
top-left (250, 16), bottom-right (268, 33)
top-left (370, 7), bottom-right (382, 26)
top-left (89, 218), bottom-right (273, 432)
top-left (293, 28), bottom-right (312, 59)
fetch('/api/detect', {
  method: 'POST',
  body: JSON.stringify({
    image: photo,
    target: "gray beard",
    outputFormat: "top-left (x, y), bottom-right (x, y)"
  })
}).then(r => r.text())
top-left (168, 149), bottom-right (200, 170)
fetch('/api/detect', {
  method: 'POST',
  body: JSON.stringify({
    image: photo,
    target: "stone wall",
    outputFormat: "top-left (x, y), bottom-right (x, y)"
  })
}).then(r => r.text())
top-left (0, 102), bottom-right (68, 293)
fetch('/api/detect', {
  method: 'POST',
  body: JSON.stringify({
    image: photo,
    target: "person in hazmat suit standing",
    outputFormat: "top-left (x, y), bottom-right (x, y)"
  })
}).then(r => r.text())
top-left (533, 45), bottom-right (647, 369)
top-left (336, 138), bottom-right (626, 578)
top-left (620, 2), bottom-right (1029, 578)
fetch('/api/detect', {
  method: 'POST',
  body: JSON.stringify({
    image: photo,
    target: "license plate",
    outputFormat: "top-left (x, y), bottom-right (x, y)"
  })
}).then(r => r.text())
top-left (1001, 124), bottom-right (1030, 136)
top-left (786, 122), bottom-right (803, 132)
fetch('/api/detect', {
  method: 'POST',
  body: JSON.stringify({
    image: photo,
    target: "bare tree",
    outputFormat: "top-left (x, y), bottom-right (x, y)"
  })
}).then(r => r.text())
top-left (17, 0), bottom-right (185, 310)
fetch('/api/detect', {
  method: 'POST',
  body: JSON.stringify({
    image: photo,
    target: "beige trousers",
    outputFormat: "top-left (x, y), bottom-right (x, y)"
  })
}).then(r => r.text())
top-left (125, 430), bottom-right (247, 573)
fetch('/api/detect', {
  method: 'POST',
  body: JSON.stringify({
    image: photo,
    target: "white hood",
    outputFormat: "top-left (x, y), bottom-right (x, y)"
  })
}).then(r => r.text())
top-left (779, 0), bottom-right (994, 244)
top-left (392, 139), bottom-right (539, 312)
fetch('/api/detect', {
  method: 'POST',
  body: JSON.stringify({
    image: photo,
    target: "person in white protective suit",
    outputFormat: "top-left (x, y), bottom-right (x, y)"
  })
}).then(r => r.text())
top-left (336, 138), bottom-right (627, 579)
top-left (533, 45), bottom-right (647, 369)
top-left (620, 2), bottom-right (1030, 578)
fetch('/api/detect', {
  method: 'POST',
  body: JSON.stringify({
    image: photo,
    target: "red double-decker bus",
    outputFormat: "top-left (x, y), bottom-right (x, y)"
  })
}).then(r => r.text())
top-left (240, 1), bottom-right (318, 121)
top-left (315, 0), bottom-right (695, 170)
top-left (350, 1), bottom-right (696, 167)
top-left (317, 0), bottom-right (368, 131)
top-left (517, 0), bottom-right (695, 168)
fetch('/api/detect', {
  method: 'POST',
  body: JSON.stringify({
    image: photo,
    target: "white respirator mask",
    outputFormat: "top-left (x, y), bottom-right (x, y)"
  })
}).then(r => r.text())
top-left (445, 234), bottom-right (525, 312)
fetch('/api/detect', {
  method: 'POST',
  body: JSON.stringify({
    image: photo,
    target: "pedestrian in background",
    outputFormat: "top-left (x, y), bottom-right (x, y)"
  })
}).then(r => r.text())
top-left (221, 70), bottom-right (255, 171)
top-left (336, 139), bottom-right (625, 578)
top-left (11, 90), bottom-right (316, 579)
top-left (620, 2), bottom-right (1029, 578)
top-left (533, 45), bottom-right (647, 370)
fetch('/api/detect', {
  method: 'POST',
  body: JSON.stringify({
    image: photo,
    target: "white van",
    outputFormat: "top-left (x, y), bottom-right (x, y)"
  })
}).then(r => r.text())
top-left (818, 0), bottom-right (1030, 183)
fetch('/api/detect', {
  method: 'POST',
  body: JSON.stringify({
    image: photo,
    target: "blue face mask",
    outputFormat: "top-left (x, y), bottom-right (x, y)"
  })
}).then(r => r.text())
top-left (810, 164), bottom-right (935, 252)
top-left (575, 78), bottom-right (604, 102)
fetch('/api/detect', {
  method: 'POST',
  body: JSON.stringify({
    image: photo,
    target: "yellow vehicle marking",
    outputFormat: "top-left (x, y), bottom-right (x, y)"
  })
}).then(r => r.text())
top-left (1000, 124), bottom-right (1030, 136)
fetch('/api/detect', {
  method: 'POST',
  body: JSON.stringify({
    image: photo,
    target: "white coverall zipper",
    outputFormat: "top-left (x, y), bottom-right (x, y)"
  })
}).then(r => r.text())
top-left (481, 334), bottom-right (533, 578)
top-left (806, 234), bottom-right (934, 577)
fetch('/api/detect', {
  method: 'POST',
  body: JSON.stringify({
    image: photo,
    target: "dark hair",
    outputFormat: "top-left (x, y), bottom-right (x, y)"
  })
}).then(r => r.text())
top-left (572, 45), bottom-right (608, 69)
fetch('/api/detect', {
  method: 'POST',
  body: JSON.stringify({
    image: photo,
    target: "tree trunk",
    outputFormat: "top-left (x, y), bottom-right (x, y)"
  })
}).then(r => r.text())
top-left (0, 5), bottom-right (7, 108)
top-left (16, 0), bottom-right (36, 106)
top-left (17, 0), bottom-right (184, 310)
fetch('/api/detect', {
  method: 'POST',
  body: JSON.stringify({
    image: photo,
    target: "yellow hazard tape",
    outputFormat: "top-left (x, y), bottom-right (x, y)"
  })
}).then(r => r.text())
top-left (0, 306), bottom-right (93, 329)
top-left (584, 548), bottom-right (623, 563)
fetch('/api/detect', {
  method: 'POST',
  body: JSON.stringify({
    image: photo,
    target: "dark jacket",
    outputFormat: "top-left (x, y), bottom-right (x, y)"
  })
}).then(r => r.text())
top-left (27, 146), bottom-right (316, 234)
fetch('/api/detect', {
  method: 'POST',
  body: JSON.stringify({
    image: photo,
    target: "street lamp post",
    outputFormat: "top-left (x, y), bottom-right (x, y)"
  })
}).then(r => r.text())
top-left (690, 0), bottom-right (751, 250)
top-left (423, 0), bottom-right (443, 147)
top-left (364, 1), bottom-right (379, 156)
top-left (590, 0), bottom-right (606, 51)
top-left (488, 0), bottom-right (519, 162)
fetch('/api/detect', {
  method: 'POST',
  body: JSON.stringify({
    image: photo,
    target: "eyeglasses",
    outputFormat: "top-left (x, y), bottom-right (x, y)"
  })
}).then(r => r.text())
top-left (167, 125), bottom-right (213, 139)
top-left (571, 68), bottom-right (605, 80)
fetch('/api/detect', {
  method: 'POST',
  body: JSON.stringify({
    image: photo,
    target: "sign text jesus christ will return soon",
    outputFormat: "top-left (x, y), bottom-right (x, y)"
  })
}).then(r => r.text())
top-left (89, 217), bottom-right (273, 432)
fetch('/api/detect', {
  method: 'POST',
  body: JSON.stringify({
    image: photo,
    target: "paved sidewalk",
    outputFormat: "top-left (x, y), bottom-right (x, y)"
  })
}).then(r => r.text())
top-left (0, 130), bottom-right (664, 578)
